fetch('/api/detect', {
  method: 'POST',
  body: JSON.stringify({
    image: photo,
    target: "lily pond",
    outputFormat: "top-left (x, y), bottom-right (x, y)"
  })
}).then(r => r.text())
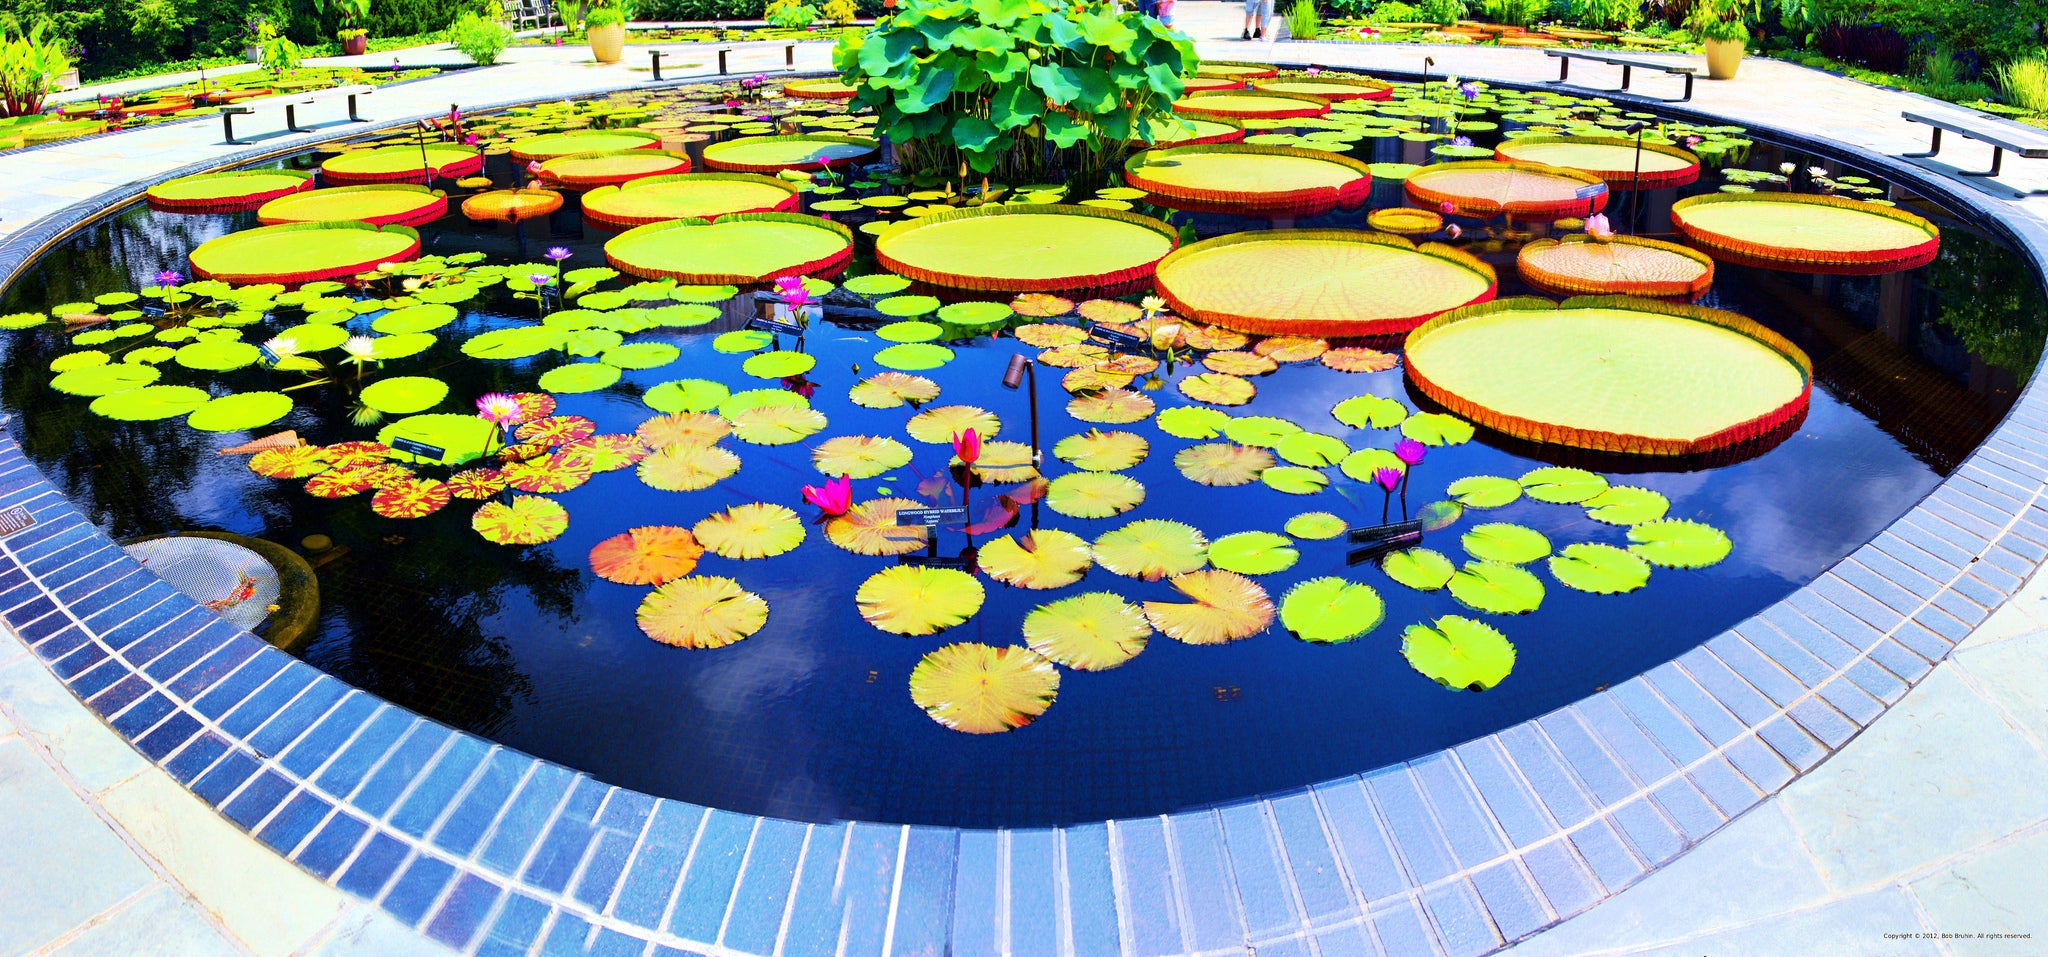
top-left (1, 74), bottom-right (2040, 827)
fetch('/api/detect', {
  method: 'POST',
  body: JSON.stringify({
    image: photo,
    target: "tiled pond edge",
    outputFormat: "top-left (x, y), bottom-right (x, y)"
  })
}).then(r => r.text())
top-left (1, 70), bottom-right (2045, 957)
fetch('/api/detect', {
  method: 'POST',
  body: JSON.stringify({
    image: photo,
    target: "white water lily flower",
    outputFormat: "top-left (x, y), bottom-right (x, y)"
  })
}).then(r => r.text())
top-left (1778, 162), bottom-right (1795, 175)
top-left (263, 335), bottom-right (299, 357)
top-left (342, 335), bottom-right (377, 360)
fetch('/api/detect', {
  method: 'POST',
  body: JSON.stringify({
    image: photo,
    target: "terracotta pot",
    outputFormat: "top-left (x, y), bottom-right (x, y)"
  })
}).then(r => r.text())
top-left (1704, 37), bottom-right (1743, 80)
top-left (343, 33), bottom-right (368, 55)
top-left (587, 22), bottom-right (626, 63)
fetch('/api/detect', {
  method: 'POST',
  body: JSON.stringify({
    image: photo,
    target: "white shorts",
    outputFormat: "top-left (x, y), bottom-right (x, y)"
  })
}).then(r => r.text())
top-left (1243, 0), bottom-right (1272, 16)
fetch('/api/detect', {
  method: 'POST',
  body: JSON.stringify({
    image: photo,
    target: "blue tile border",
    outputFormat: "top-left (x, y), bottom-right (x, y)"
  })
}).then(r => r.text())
top-left (0, 62), bottom-right (2044, 957)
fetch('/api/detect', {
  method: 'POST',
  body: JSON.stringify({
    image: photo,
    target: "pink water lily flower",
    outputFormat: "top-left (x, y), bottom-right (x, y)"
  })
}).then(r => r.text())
top-left (1374, 467), bottom-right (1403, 492)
top-left (952, 429), bottom-right (982, 466)
top-left (1585, 214), bottom-right (1614, 241)
top-left (1439, 200), bottom-right (1456, 215)
top-left (802, 474), bottom-right (853, 516)
top-left (773, 275), bottom-right (811, 307)
top-left (1394, 438), bottom-right (1427, 465)
top-left (476, 392), bottom-right (525, 425)
top-left (526, 160), bottom-right (544, 177)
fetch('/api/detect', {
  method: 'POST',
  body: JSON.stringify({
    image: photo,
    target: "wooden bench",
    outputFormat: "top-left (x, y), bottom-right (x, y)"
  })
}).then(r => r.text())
top-left (220, 84), bottom-right (373, 145)
top-left (1545, 49), bottom-right (1697, 103)
top-left (712, 43), bottom-right (799, 76)
top-left (1901, 109), bottom-right (2048, 193)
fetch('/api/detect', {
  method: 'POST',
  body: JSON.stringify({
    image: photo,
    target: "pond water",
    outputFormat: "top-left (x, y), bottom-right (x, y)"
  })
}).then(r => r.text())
top-left (0, 78), bottom-right (2039, 827)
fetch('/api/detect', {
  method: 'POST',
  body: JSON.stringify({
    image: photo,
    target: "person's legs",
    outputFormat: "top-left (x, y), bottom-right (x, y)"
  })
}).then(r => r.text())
top-left (1242, 0), bottom-right (1256, 38)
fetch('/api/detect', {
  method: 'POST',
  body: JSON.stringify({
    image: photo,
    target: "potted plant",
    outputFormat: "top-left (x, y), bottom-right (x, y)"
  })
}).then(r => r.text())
top-left (584, 0), bottom-right (630, 63)
top-left (335, 0), bottom-right (373, 55)
top-left (244, 14), bottom-right (276, 61)
top-left (1688, 0), bottom-right (1748, 79)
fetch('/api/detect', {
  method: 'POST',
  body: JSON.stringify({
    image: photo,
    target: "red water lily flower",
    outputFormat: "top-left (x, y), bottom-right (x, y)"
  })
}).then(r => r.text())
top-left (952, 429), bottom-right (981, 466)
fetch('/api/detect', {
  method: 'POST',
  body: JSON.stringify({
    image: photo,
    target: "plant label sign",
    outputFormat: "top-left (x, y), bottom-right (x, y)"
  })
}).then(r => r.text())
top-left (1089, 325), bottom-right (1147, 353)
top-left (747, 315), bottom-right (805, 337)
top-left (898, 553), bottom-right (970, 569)
top-left (1574, 183), bottom-right (1609, 200)
top-left (0, 505), bottom-right (34, 537)
top-left (390, 437), bottom-right (447, 462)
top-left (893, 506), bottom-right (968, 527)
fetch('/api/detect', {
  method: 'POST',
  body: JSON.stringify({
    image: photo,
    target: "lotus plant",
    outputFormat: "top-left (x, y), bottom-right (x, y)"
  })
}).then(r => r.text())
top-left (801, 474), bottom-right (853, 518)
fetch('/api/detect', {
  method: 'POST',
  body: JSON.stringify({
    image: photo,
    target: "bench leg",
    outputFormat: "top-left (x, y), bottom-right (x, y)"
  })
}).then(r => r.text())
top-left (221, 113), bottom-right (241, 145)
top-left (1958, 145), bottom-right (2004, 178)
top-left (785, 44), bottom-right (795, 69)
top-left (348, 93), bottom-right (366, 122)
top-left (1679, 72), bottom-right (1692, 102)
top-left (1619, 63), bottom-right (1631, 90)
top-left (1901, 126), bottom-right (1942, 159)
top-left (718, 48), bottom-right (728, 75)
top-left (285, 104), bottom-right (304, 133)
top-left (1550, 57), bottom-right (1569, 84)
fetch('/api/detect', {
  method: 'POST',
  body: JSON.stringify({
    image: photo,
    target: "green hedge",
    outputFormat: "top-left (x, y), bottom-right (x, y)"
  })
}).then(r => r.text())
top-left (0, 0), bottom-right (486, 79)
top-left (1802, 0), bottom-right (2048, 63)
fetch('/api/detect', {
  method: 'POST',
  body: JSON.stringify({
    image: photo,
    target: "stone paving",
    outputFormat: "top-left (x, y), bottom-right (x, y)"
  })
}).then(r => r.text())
top-left (1, 17), bottom-right (2046, 957)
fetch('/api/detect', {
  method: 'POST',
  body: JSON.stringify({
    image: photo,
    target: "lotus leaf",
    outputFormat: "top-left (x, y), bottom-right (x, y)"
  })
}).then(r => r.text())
top-left (1275, 431), bottom-right (1349, 467)
top-left (638, 575), bottom-right (769, 648)
top-left (713, 329), bottom-right (775, 353)
top-left (980, 529), bottom-right (1094, 590)
top-left (91, 385), bottom-right (210, 424)
top-left (187, 392), bottom-right (292, 432)
top-left (644, 378), bottom-right (731, 414)
top-left (371, 304), bottom-right (459, 334)
top-left (1585, 486), bottom-right (1670, 525)
top-left (1402, 615), bottom-right (1515, 691)
top-left (848, 372), bottom-right (941, 409)
top-left (638, 444), bottom-right (742, 491)
top-left (358, 376), bottom-right (448, 414)
top-left (591, 525), bottom-right (705, 585)
top-left (1208, 531), bottom-right (1300, 575)
top-left (857, 565), bottom-right (985, 636)
top-left (1285, 511), bottom-right (1348, 540)
top-left (1023, 593), bottom-right (1150, 670)
top-left (1282, 577), bottom-right (1385, 643)
top-left (1045, 472), bottom-right (1146, 519)
top-left (1321, 347), bottom-right (1399, 373)
top-left (1143, 570), bottom-right (1275, 645)
top-left (729, 404), bottom-right (828, 445)
top-left (874, 342), bottom-right (956, 370)
top-left (1203, 351), bottom-right (1279, 376)
top-left (472, 495), bottom-right (569, 545)
top-left (248, 446), bottom-right (329, 479)
top-left (908, 643), bottom-right (1059, 734)
top-left (813, 435), bottom-right (913, 478)
top-left (1179, 372), bottom-right (1256, 406)
top-left (1332, 394), bottom-right (1409, 429)
top-left (824, 497), bottom-right (930, 556)
top-left (602, 342), bottom-right (682, 370)
top-left (174, 340), bottom-right (261, 372)
top-left (1447, 475), bottom-right (1522, 509)
top-left (1400, 412), bottom-right (1475, 446)
top-left (905, 405), bottom-right (999, 444)
top-left (877, 320), bottom-right (944, 343)
top-left (1174, 442), bottom-right (1274, 486)
top-left (694, 503), bottom-right (806, 559)
top-left (1156, 406), bottom-right (1232, 439)
top-left (1626, 519), bottom-right (1731, 568)
top-left (1066, 389), bottom-right (1155, 425)
top-left (1548, 542), bottom-right (1651, 594)
top-left (1461, 523), bottom-right (1552, 565)
top-left (1053, 429), bottom-right (1148, 472)
top-left (1093, 519), bottom-right (1209, 581)
top-left (1520, 466), bottom-right (1609, 503)
top-left (50, 363), bottom-right (158, 397)
top-left (1382, 547), bottom-right (1456, 591)
top-left (371, 477), bottom-right (452, 519)
top-left (741, 351), bottom-right (818, 379)
top-left (1448, 560), bottom-right (1546, 615)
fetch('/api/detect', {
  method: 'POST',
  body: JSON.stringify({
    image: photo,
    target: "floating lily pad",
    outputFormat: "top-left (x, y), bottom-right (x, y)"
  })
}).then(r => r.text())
top-left (729, 404), bottom-right (827, 445)
top-left (1281, 577), bottom-right (1384, 643)
top-left (1262, 466), bottom-right (1330, 495)
top-left (1626, 519), bottom-right (1731, 568)
top-left (462, 326), bottom-right (561, 360)
top-left (638, 444), bottom-right (741, 491)
top-left (695, 502), bottom-right (806, 559)
top-left (1054, 429), bottom-right (1148, 472)
top-left (1332, 394), bottom-right (1409, 429)
top-left (909, 642), bottom-right (1059, 734)
top-left (1274, 431), bottom-right (1349, 467)
top-left (906, 405), bottom-right (999, 443)
top-left (248, 446), bottom-right (329, 479)
top-left (1156, 406), bottom-right (1232, 439)
top-left (91, 385), bottom-right (211, 421)
top-left (1585, 486), bottom-right (1670, 525)
top-left (359, 376), bottom-right (448, 414)
top-left (1203, 350), bottom-right (1278, 376)
top-left (1461, 523), bottom-right (1552, 565)
top-left (876, 295), bottom-right (940, 317)
top-left (1338, 448), bottom-right (1409, 483)
top-left (877, 320), bottom-right (943, 343)
top-left (1400, 412), bottom-right (1476, 446)
top-left (874, 342), bottom-right (955, 370)
top-left (187, 392), bottom-right (292, 432)
top-left (1382, 547), bottom-right (1456, 591)
top-left (713, 329), bottom-right (775, 353)
top-left (980, 529), bottom-right (1094, 589)
top-left (472, 495), bottom-right (569, 545)
top-left (1448, 560), bottom-right (1546, 615)
top-left (857, 565), bottom-right (985, 635)
top-left (741, 351), bottom-right (818, 379)
top-left (843, 273), bottom-right (912, 295)
top-left (51, 363), bottom-right (158, 397)
top-left (644, 378), bottom-right (730, 414)
top-left (1179, 372), bottom-right (1256, 406)
top-left (824, 497), bottom-right (929, 556)
top-left (1174, 442), bottom-right (1275, 486)
top-left (371, 303), bottom-right (458, 334)
top-left (175, 340), bottom-right (261, 372)
top-left (1321, 347), bottom-right (1399, 373)
top-left (1520, 466), bottom-right (1609, 503)
top-left (812, 435), bottom-right (912, 478)
top-left (1023, 592), bottom-right (1150, 670)
top-left (1093, 519), bottom-right (1208, 580)
top-left (590, 526), bottom-right (705, 586)
top-left (1285, 512), bottom-right (1347, 540)
top-left (848, 372), bottom-right (940, 409)
top-left (376, 412), bottom-right (498, 465)
top-left (1208, 531), bottom-right (1300, 575)
top-left (1142, 570), bottom-right (1274, 644)
top-left (602, 342), bottom-right (682, 369)
top-left (538, 362), bottom-right (623, 394)
top-left (1221, 416), bottom-right (1299, 447)
top-left (671, 284), bottom-right (739, 303)
top-left (1548, 543), bottom-right (1652, 594)
top-left (1402, 615), bottom-right (1515, 690)
top-left (638, 575), bottom-right (768, 648)
top-left (1066, 389), bottom-right (1155, 425)
top-left (1447, 475), bottom-right (1522, 509)
top-left (1046, 472), bottom-right (1146, 519)
top-left (719, 388), bottom-right (808, 417)
top-left (371, 477), bottom-right (453, 519)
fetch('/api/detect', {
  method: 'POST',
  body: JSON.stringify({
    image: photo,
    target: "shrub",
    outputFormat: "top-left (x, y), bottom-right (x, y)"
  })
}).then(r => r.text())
top-left (1365, 0), bottom-right (1423, 21)
top-left (821, 0), bottom-right (858, 23)
top-left (1817, 22), bottom-right (1906, 72)
top-left (445, 11), bottom-right (510, 64)
top-left (1478, 0), bottom-right (1545, 26)
top-left (1999, 57), bottom-right (2048, 115)
top-left (1805, 0), bottom-right (2045, 65)
top-left (0, 22), bottom-right (69, 117)
top-left (1565, 0), bottom-right (1636, 30)
top-left (1416, 0), bottom-right (1465, 24)
top-left (585, 6), bottom-right (624, 27)
top-left (764, 0), bottom-right (818, 28)
top-left (1285, 0), bottom-right (1321, 38)
top-left (259, 35), bottom-right (301, 70)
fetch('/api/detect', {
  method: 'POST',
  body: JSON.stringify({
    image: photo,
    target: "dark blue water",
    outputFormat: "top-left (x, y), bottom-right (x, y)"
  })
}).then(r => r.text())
top-left (0, 126), bottom-right (2036, 827)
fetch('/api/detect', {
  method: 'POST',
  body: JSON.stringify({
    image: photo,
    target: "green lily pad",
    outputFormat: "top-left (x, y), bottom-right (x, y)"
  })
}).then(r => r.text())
top-left (564, 266), bottom-right (619, 284)
top-left (268, 323), bottom-right (347, 354)
top-left (1332, 394), bottom-right (1408, 428)
top-left (645, 378), bottom-right (730, 413)
top-left (1585, 486), bottom-right (1670, 525)
top-left (1448, 560), bottom-right (1546, 615)
top-left (358, 376), bottom-right (448, 414)
top-left (602, 342), bottom-right (682, 369)
top-left (50, 363), bottom-right (159, 396)
top-left (876, 320), bottom-right (943, 343)
top-left (671, 284), bottom-right (739, 303)
top-left (1156, 406), bottom-right (1231, 439)
top-left (371, 303), bottom-right (459, 334)
top-left (720, 388), bottom-right (809, 417)
top-left (1447, 475), bottom-right (1522, 509)
top-left (876, 295), bottom-right (940, 317)
top-left (1381, 547), bottom-right (1455, 591)
top-left (937, 301), bottom-right (1011, 329)
top-left (174, 340), bottom-right (261, 372)
top-left (462, 326), bottom-right (561, 360)
top-left (50, 350), bottom-right (108, 373)
top-left (648, 304), bottom-right (721, 327)
top-left (1261, 466), bottom-right (1329, 495)
top-left (122, 346), bottom-right (178, 365)
top-left (742, 351), bottom-right (818, 378)
top-left (377, 412), bottom-right (497, 465)
top-left (186, 391), bottom-right (293, 432)
top-left (713, 329), bottom-right (775, 353)
top-left (1400, 412), bottom-right (1475, 447)
top-left (1281, 577), bottom-right (1384, 644)
top-left (1520, 467), bottom-right (1609, 503)
top-left (1208, 531), bottom-right (1299, 575)
top-left (842, 273), bottom-right (911, 296)
top-left (1284, 512), bottom-right (1347, 540)
top-left (874, 343), bottom-right (954, 370)
top-left (1626, 519), bottom-right (1732, 568)
top-left (561, 329), bottom-right (623, 357)
top-left (1402, 615), bottom-right (1515, 691)
top-left (1339, 447), bottom-right (1408, 482)
top-left (1547, 543), bottom-right (1652, 594)
top-left (1460, 523), bottom-right (1552, 565)
top-left (0, 312), bottom-right (47, 329)
top-left (90, 384), bottom-right (211, 421)
top-left (538, 361), bottom-right (624, 393)
top-left (71, 328), bottom-right (119, 346)
top-left (1274, 431), bottom-right (1349, 467)
top-left (1222, 416), bottom-right (1300, 447)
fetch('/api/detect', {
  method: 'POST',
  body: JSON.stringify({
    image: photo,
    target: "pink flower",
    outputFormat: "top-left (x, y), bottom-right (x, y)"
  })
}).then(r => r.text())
top-left (1305, 66), bottom-right (1322, 76)
top-left (801, 474), bottom-right (852, 516)
top-left (1439, 200), bottom-right (1456, 215)
top-left (1394, 438), bottom-right (1427, 465)
top-left (1374, 467), bottom-right (1403, 492)
top-left (782, 375), bottom-right (816, 398)
top-left (526, 160), bottom-right (544, 176)
top-left (772, 275), bottom-right (811, 307)
top-left (952, 429), bottom-right (982, 466)
top-left (1585, 213), bottom-right (1614, 241)
top-left (476, 392), bottom-right (525, 425)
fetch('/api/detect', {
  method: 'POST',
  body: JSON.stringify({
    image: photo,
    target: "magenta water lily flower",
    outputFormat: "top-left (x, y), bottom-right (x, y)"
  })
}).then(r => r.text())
top-left (1394, 438), bottom-right (1427, 466)
top-left (1439, 200), bottom-right (1456, 215)
top-left (545, 246), bottom-right (572, 262)
top-left (952, 429), bottom-right (982, 466)
top-left (1374, 467), bottom-right (1403, 492)
top-left (526, 160), bottom-right (545, 176)
top-left (476, 392), bottom-right (525, 425)
top-left (772, 275), bottom-right (811, 308)
top-left (801, 474), bottom-right (852, 516)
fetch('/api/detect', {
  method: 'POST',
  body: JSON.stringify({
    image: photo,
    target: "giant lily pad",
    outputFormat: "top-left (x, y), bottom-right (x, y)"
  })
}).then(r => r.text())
top-left (908, 642), bottom-right (1059, 734)
top-left (1626, 519), bottom-right (1731, 568)
top-left (1281, 578), bottom-right (1384, 643)
top-left (1093, 520), bottom-right (1209, 581)
top-left (1208, 531), bottom-right (1300, 575)
top-left (1548, 543), bottom-right (1652, 594)
top-left (1023, 593), bottom-right (1151, 670)
top-left (857, 565), bottom-right (985, 635)
top-left (979, 529), bottom-right (1094, 589)
top-left (1402, 615), bottom-right (1515, 691)
top-left (694, 503), bottom-right (805, 559)
top-left (472, 495), bottom-right (569, 545)
top-left (638, 576), bottom-right (769, 649)
top-left (1142, 570), bottom-right (1275, 644)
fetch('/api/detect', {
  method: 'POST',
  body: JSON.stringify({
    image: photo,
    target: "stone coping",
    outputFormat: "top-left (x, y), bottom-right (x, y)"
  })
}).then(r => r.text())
top-left (0, 65), bottom-right (2045, 957)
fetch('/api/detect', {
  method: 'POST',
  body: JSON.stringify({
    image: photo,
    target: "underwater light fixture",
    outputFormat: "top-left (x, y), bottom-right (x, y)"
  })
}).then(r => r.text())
top-left (1001, 354), bottom-right (1041, 464)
